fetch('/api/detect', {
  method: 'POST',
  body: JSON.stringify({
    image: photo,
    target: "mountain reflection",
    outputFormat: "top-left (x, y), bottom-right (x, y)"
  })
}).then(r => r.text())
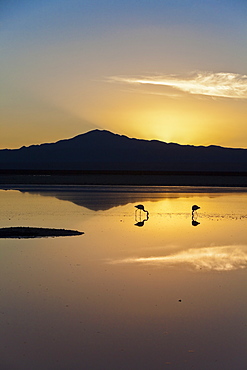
top-left (11, 186), bottom-right (171, 211)
top-left (4, 185), bottom-right (243, 212)
top-left (109, 245), bottom-right (247, 271)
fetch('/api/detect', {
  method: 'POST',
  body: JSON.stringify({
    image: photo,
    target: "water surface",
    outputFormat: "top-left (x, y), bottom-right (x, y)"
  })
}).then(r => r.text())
top-left (0, 186), bottom-right (246, 369)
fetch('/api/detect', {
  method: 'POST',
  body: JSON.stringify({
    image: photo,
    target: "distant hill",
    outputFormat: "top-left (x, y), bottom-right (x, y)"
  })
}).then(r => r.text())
top-left (0, 129), bottom-right (246, 172)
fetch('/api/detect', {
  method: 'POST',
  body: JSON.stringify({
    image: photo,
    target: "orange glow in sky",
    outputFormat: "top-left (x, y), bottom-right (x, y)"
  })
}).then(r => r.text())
top-left (1, 1), bottom-right (247, 149)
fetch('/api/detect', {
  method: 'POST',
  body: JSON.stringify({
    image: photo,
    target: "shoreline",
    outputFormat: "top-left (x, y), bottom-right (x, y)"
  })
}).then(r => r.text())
top-left (0, 170), bottom-right (247, 187)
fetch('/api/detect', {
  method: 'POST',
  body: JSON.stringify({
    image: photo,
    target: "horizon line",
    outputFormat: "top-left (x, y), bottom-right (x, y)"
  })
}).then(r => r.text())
top-left (1, 128), bottom-right (247, 151)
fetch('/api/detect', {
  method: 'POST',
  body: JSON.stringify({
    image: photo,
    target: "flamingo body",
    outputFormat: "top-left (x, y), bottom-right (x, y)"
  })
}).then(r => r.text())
top-left (192, 205), bottom-right (200, 212)
top-left (135, 204), bottom-right (149, 214)
top-left (135, 204), bottom-right (146, 211)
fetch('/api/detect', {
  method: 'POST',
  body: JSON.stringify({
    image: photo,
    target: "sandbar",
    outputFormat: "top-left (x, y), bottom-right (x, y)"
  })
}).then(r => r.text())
top-left (0, 226), bottom-right (84, 238)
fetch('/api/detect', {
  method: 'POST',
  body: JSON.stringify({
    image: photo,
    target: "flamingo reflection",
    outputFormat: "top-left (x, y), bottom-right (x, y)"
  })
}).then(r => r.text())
top-left (135, 214), bottom-right (149, 227)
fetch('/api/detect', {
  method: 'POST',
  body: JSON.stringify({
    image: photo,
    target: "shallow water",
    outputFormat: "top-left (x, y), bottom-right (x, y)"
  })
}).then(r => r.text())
top-left (0, 186), bottom-right (246, 370)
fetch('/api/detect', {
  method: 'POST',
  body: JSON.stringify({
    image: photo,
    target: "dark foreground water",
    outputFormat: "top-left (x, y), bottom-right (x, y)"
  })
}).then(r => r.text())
top-left (0, 186), bottom-right (246, 369)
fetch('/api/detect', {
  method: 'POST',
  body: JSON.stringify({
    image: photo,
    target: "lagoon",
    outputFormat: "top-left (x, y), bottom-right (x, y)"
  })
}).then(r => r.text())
top-left (0, 186), bottom-right (246, 369)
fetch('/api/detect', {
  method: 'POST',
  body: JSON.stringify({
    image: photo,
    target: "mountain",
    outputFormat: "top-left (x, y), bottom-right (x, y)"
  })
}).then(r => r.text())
top-left (0, 129), bottom-right (246, 172)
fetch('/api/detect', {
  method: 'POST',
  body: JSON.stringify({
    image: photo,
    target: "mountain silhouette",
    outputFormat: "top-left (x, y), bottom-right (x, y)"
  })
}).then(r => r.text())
top-left (0, 129), bottom-right (246, 172)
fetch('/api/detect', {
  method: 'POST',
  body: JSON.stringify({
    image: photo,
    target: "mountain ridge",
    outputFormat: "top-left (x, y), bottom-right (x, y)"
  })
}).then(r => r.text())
top-left (2, 129), bottom-right (245, 151)
top-left (0, 129), bottom-right (246, 172)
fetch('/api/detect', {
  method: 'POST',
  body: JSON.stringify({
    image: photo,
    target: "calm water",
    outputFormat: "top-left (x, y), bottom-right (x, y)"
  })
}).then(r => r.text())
top-left (0, 186), bottom-right (246, 370)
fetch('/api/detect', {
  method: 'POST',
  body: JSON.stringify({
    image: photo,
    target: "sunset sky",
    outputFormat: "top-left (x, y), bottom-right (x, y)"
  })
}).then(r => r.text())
top-left (1, 0), bottom-right (247, 149)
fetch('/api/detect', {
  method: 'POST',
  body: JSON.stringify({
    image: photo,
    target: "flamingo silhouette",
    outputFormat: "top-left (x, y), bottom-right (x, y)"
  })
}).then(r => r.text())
top-left (135, 204), bottom-right (149, 219)
top-left (191, 205), bottom-right (200, 226)
top-left (134, 205), bottom-right (149, 226)
top-left (192, 205), bottom-right (200, 212)
top-left (135, 204), bottom-right (149, 215)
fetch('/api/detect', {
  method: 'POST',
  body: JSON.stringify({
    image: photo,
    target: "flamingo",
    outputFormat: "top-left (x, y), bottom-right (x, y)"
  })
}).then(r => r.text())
top-left (192, 205), bottom-right (200, 212)
top-left (135, 204), bottom-right (149, 215)
top-left (192, 205), bottom-right (200, 225)
top-left (134, 205), bottom-right (149, 224)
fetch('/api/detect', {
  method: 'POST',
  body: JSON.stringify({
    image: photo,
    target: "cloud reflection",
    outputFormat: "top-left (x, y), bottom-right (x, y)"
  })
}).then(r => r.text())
top-left (109, 245), bottom-right (247, 271)
top-left (110, 72), bottom-right (247, 99)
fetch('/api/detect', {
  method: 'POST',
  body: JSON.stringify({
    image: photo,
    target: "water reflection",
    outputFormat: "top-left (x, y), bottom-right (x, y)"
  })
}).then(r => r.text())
top-left (3, 185), bottom-right (247, 211)
top-left (109, 245), bottom-right (247, 271)
top-left (0, 187), bottom-right (246, 369)
top-left (191, 219), bottom-right (200, 226)
top-left (3, 185), bottom-right (170, 211)
top-left (191, 211), bottom-right (200, 226)
top-left (134, 214), bottom-right (149, 227)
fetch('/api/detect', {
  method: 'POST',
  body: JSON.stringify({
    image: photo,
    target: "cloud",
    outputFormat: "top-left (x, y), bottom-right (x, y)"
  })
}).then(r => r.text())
top-left (109, 245), bottom-right (247, 271)
top-left (109, 72), bottom-right (247, 99)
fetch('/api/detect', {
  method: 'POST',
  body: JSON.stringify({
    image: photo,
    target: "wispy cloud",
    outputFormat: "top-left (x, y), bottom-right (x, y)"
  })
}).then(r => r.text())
top-left (108, 245), bottom-right (247, 271)
top-left (109, 72), bottom-right (247, 99)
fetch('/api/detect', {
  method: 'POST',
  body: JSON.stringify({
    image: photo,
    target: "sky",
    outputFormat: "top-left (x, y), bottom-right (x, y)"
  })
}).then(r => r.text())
top-left (1, 0), bottom-right (247, 149)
